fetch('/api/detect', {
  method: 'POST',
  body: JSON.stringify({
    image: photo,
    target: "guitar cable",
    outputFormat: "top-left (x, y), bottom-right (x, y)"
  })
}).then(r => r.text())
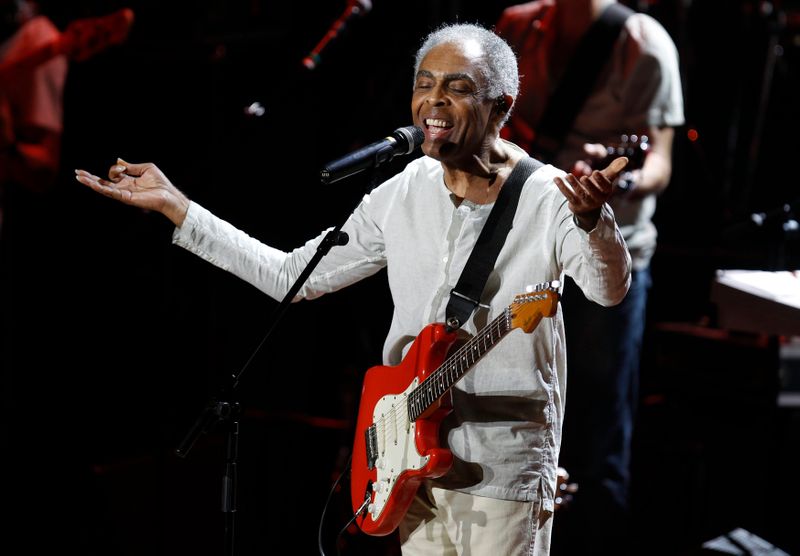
top-left (318, 452), bottom-right (355, 556)
top-left (333, 494), bottom-right (371, 556)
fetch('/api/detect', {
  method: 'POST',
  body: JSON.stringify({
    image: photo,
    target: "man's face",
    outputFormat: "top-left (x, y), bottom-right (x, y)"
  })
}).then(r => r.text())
top-left (411, 40), bottom-right (497, 165)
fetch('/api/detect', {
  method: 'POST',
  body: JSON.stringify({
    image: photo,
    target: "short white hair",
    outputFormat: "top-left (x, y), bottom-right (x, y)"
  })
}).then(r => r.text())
top-left (414, 22), bottom-right (520, 102)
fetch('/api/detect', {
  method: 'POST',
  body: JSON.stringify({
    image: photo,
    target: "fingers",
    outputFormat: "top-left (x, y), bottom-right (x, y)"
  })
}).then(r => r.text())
top-left (75, 169), bottom-right (120, 196)
top-left (117, 158), bottom-right (154, 177)
top-left (555, 173), bottom-right (604, 205)
top-left (555, 165), bottom-right (617, 225)
top-left (553, 175), bottom-right (579, 205)
top-left (601, 156), bottom-right (629, 180)
top-left (109, 161), bottom-right (127, 182)
top-left (76, 168), bottom-right (139, 206)
top-left (584, 169), bottom-right (613, 199)
top-left (107, 157), bottom-right (155, 181)
top-left (75, 168), bottom-right (103, 186)
top-left (75, 168), bottom-right (119, 189)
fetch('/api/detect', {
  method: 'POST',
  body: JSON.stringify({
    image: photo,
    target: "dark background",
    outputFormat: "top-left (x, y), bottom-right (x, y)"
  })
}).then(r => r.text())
top-left (2, 1), bottom-right (799, 554)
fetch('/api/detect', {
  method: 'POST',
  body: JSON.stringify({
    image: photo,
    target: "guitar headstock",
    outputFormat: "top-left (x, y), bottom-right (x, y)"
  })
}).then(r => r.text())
top-left (510, 281), bottom-right (560, 333)
top-left (605, 133), bottom-right (648, 168)
top-left (602, 133), bottom-right (649, 194)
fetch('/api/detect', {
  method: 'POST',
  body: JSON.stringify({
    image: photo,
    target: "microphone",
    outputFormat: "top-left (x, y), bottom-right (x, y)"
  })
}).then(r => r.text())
top-left (320, 125), bottom-right (425, 185)
top-left (302, 0), bottom-right (372, 71)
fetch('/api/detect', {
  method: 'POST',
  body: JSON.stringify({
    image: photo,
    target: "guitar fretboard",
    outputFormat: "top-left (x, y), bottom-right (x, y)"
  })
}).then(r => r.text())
top-left (406, 308), bottom-right (512, 421)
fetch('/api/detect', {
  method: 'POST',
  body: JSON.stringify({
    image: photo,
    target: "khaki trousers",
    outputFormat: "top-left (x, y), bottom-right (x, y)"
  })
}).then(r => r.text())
top-left (399, 483), bottom-right (552, 556)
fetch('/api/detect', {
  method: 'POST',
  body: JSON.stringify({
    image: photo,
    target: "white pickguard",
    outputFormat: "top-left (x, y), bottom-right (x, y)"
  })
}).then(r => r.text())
top-left (368, 377), bottom-right (429, 520)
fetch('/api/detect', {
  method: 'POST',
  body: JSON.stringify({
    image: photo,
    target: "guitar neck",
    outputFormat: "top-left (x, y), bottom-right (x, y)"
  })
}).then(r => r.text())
top-left (407, 308), bottom-right (512, 421)
top-left (0, 9), bottom-right (134, 81)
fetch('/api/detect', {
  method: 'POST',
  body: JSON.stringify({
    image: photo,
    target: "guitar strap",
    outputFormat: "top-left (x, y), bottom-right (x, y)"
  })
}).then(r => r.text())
top-left (530, 2), bottom-right (634, 162)
top-left (445, 156), bottom-right (543, 331)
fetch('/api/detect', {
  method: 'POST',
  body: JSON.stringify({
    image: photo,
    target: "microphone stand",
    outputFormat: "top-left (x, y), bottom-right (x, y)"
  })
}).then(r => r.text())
top-left (301, 0), bottom-right (372, 71)
top-left (174, 160), bottom-right (388, 556)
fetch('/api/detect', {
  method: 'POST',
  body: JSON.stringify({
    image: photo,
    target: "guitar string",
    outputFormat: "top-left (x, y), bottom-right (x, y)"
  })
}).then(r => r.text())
top-left (398, 288), bottom-right (553, 427)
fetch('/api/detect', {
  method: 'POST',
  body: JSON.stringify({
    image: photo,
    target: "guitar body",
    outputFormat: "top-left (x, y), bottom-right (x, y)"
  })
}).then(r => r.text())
top-left (351, 322), bottom-right (456, 536)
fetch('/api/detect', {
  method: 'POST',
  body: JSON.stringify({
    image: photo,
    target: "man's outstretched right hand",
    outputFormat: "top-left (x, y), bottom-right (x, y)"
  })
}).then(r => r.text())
top-left (75, 158), bottom-right (190, 226)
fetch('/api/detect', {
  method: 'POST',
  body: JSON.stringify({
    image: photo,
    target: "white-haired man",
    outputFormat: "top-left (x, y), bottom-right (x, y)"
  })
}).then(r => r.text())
top-left (76, 22), bottom-right (631, 555)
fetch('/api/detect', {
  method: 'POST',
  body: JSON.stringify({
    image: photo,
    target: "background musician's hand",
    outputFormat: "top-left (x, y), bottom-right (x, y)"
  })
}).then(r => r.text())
top-left (555, 466), bottom-right (579, 511)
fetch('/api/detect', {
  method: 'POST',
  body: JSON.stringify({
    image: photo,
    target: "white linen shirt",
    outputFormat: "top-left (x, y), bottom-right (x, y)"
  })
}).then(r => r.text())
top-left (172, 153), bottom-right (631, 512)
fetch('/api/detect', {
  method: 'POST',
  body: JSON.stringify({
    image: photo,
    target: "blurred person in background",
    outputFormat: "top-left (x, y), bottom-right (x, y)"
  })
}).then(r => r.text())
top-left (497, 1), bottom-right (684, 553)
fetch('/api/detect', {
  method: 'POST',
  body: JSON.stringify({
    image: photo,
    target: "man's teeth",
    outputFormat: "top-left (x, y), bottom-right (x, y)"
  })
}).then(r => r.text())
top-left (426, 119), bottom-right (452, 128)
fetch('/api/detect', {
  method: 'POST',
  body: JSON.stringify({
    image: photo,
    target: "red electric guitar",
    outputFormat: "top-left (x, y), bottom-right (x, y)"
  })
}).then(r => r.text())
top-left (350, 282), bottom-right (560, 536)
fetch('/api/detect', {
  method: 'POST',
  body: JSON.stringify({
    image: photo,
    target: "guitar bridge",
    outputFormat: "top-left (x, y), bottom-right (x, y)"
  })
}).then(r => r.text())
top-left (365, 424), bottom-right (378, 470)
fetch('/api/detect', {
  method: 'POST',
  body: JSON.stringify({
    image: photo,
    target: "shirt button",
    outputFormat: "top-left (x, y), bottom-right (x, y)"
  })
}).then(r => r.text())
top-left (442, 256), bottom-right (449, 263)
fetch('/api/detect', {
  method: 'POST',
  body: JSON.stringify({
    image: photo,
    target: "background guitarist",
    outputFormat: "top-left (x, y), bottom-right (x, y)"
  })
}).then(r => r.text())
top-left (0, 0), bottom-right (67, 199)
top-left (0, 1), bottom-right (132, 200)
top-left (74, 22), bottom-right (631, 556)
top-left (0, 0), bottom-right (132, 478)
top-left (496, 1), bottom-right (685, 554)
top-left (1, 0), bottom-right (68, 405)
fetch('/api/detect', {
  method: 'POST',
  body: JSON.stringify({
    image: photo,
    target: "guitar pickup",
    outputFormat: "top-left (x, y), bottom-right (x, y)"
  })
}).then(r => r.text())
top-left (365, 424), bottom-right (378, 470)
